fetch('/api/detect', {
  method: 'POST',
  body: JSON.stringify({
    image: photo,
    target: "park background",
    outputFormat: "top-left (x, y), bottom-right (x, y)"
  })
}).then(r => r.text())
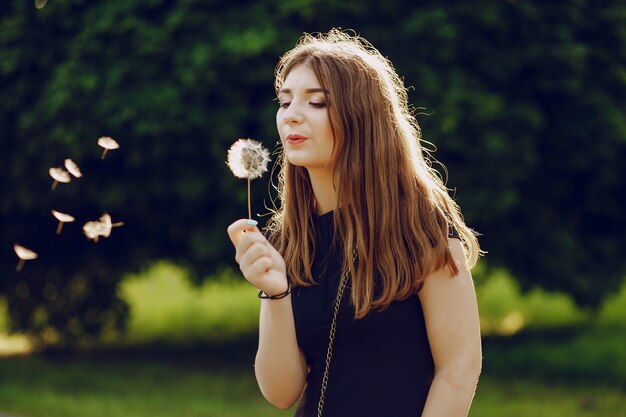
top-left (1, 0), bottom-right (625, 416)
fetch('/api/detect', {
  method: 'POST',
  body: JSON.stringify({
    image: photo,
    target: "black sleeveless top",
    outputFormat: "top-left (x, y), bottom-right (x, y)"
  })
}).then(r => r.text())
top-left (290, 211), bottom-right (456, 417)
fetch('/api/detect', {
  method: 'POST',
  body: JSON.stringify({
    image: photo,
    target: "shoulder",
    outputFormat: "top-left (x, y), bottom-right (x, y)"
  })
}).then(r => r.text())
top-left (419, 238), bottom-right (473, 303)
top-left (447, 237), bottom-right (465, 265)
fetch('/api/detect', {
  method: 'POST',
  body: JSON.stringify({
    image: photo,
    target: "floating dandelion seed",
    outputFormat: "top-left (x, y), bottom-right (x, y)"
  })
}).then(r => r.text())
top-left (64, 159), bottom-right (83, 178)
top-left (83, 213), bottom-right (124, 242)
top-left (98, 213), bottom-right (124, 238)
top-left (49, 167), bottom-right (71, 190)
top-left (99, 213), bottom-right (112, 237)
top-left (83, 221), bottom-right (104, 242)
top-left (34, 0), bottom-right (47, 10)
top-left (226, 138), bottom-right (271, 219)
top-left (97, 136), bottom-right (120, 159)
top-left (14, 244), bottom-right (38, 272)
top-left (51, 210), bottom-right (75, 234)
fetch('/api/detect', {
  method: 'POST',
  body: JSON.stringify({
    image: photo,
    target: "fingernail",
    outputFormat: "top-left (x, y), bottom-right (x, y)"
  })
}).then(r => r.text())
top-left (246, 220), bottom-right (258, 226)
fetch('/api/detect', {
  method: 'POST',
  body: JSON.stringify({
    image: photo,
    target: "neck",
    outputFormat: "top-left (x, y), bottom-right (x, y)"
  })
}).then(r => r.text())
top-left (307, 167), bottom-right (338, 216)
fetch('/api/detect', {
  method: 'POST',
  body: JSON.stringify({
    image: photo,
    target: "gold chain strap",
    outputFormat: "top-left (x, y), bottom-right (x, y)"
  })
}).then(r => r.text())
top-left (317, 251), bottom-right (356, 417)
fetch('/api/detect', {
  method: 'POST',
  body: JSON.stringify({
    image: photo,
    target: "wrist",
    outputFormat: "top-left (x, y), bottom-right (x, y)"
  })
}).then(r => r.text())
top-left (258, 280), bottom-right (291, 300)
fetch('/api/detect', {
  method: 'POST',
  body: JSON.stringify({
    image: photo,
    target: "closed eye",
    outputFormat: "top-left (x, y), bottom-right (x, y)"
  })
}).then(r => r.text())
top-left (278, 100), bottom-right (326, 109)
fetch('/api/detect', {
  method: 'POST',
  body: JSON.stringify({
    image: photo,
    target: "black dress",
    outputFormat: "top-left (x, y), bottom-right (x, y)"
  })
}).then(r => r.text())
top-left (290, 210), bottom-right (452, 417)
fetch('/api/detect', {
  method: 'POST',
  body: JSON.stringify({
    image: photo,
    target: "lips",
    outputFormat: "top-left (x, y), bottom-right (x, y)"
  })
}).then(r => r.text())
top-left (286, 134), bottom-right (308, 145)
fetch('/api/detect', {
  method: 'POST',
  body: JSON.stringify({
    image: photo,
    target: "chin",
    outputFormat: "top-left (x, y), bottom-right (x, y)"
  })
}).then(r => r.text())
top-left (285, 152), bottom-right (310, 167)
top-left (287, 158), bottom-right (310, 168)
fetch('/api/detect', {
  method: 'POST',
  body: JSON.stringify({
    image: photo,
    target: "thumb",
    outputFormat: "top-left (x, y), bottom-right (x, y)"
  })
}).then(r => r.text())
top-left (227, 219), bottom-right (259, 248)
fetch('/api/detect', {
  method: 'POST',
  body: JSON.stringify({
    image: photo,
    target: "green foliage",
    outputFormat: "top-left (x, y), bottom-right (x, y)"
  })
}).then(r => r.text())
top-left (118, 262), bottom-right (626, 344)
top-left (597, 280), bottom-right (626, 326)
top-left (0, 298), bottom-right (7, 333)
top-left (119, 262), bottom-right (259, 344)
top-left (389, 1), bottom-right (626, 308)
top-left (485, 328), bottom-right (626, 389)
top-left (1, 0), bottom-right (625, 342)
top-left (476, 268), bottom-right (590, 335)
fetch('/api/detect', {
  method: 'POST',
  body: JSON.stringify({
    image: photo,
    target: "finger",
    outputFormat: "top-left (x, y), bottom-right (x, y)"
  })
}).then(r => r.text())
top-left (241, 256), bottom-right (274, 282)
top-left (235, 231), bottom-right (269, 263)
top-left (238, 241), bottom-right (270, 269)
top-left (227, 219), bottom-right (259, 248)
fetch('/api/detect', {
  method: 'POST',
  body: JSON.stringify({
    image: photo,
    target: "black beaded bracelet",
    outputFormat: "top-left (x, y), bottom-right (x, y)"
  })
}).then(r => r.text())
top-left (258, 282), bottom-right (292, 300)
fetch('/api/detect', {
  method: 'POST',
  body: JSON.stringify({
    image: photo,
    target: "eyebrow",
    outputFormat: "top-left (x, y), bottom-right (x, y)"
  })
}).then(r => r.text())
top-left (279, 88), bottom-right (329, 95)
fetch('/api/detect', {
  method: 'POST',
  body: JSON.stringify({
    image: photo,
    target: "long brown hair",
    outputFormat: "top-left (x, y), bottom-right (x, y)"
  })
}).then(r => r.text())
top-left (266, 29), bottom-right (482, 318)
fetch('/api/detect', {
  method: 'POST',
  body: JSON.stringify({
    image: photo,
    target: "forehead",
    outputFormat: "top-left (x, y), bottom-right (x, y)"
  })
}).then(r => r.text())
top-left (280, 64), bottom-right (322, 92)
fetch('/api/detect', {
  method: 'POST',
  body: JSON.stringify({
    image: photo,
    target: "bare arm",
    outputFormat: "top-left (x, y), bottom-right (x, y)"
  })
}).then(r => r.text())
top-left (256, 294), bottom-right (307, 409)
top-left (227, 220), bottom-right (307, 409)
top-left (419, 238), bottom-right (482, 417)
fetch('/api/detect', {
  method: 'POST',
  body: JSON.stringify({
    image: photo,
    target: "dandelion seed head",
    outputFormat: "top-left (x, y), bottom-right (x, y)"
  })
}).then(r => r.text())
top-left (226, 138), bottom-right (271, 180)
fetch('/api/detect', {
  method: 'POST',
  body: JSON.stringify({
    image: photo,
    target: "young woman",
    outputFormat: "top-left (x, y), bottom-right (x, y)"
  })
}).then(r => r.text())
top-left (227, 29), bottom-right (482, 417)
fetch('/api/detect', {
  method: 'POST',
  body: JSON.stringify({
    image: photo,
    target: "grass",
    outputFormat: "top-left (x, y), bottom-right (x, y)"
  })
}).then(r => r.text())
top-left (0, 349), bottom-right (624, 417)
top-left (0, 348), bottom-right (293, 417)
top-left (0, 261), bottom-right (625, 416)
top-left (471, 377), bottom-right (626, 417)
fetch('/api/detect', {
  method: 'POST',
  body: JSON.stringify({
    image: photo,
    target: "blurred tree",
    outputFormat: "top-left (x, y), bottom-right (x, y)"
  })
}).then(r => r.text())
top-left (0, 0), bottom-right (624, 346)
top-left (385, 1), bottom-right (626, 308)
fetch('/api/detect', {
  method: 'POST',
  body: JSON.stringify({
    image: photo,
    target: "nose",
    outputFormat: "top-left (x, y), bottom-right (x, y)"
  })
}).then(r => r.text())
top-left (281, 102), bottom-right (303, 125)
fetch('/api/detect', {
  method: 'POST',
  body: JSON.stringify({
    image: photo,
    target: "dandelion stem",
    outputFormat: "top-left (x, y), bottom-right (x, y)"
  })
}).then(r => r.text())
top-left (248, 178), bottom-right (252, 220)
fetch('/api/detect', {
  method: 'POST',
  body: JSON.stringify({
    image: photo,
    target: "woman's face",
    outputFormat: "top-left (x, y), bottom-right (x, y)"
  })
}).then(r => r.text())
top-left (276, 64), bottom-right (336, 172)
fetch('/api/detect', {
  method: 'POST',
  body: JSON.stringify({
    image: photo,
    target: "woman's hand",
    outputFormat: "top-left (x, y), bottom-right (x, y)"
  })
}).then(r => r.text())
top-left (227, 219), bottom-right (288, 296)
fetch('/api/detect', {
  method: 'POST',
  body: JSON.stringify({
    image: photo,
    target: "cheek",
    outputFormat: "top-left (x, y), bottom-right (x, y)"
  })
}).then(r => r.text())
top-left (276, 113), bottom-right (286, 142)
top-left (322, 117), bottom-right (335, 146)
top-left (313, 111), bottom-right (333, 136)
